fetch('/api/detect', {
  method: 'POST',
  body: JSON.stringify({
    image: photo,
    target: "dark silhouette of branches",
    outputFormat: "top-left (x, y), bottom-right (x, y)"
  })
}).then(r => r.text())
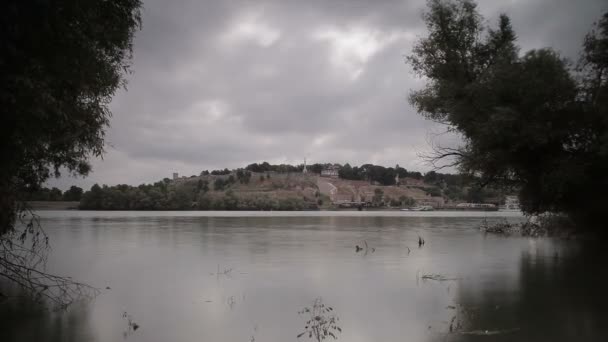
top-left (418, 132), bottom-right (468, 171)
top-left (0, 205), bottom-right (99, 309)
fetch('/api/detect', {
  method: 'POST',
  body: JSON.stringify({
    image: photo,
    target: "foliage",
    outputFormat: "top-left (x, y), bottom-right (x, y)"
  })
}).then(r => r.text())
top-left (425, 187), bottom-right (442, 197)
top-left (372, 188), bottom-right (384, 205)
top-left (408, 0), bottom-right (608, 229)
top-left (19, 187), bottom-right (62, 201)
top-left (62, 186), bottom-right (84, 201)
top-left (338, 163), bottom-right (425, 185)
top-left (80, 181), bottom-right (195, 210)
top-left (1, 0), bottom-right (142, 308)
top-left (210, 168), bottom-right (231, 175)
top-left (246, 162), bottom-right (303, 173)
top-left (1, 0), bottom-right (142, 235)
top-left (297, 298), bottom-right (341, 342)
top-left (19, 185), bottom-right (84, 202)
top-left (399, 195), bottom-right (416, 207)
top-left (235, 169), bottom-right (252, 184)
top-left (197, 179), bottom-right (209, 193)
top-left (79, 176), bottom-right (317, 211)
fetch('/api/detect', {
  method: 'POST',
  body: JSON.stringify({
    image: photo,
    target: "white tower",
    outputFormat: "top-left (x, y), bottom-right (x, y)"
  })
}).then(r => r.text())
top-left (395, 164), bottom-right (400, 186)
top-left (302, 158), bottom-right (308, 174)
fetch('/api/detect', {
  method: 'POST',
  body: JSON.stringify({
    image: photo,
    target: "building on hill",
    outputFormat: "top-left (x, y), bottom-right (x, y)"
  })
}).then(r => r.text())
top-left (501, 196), bottom-right (520, 210)
top-left (395, 164), bottom-right (400, 186)
top-left (173, 172), bottom-right (178, 180)
top-left (321, 165), bottom-right (340, 178)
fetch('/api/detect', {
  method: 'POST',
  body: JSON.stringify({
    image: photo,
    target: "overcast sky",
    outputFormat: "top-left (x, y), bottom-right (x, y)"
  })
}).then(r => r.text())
top-left (49, 0), bottom-right (606, 190)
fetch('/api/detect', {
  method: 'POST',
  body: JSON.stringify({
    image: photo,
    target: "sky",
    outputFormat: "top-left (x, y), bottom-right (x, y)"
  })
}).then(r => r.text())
top-left (49, 0), bottom-right (607, 190)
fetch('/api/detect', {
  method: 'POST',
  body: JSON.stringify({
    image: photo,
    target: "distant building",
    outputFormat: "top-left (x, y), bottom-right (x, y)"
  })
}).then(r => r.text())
top-left (321, 165), bottom-right (340, 178)
top-left (456, 203), bottom-right (496, 209)
top-left (502, 196), bottom-right (520, 210)
top-left (172, 172), bottom-right (178, 180)
top-left (395, 164), bottom-right (400, 186)
top-left (302, 158), bottom-right (308, 174)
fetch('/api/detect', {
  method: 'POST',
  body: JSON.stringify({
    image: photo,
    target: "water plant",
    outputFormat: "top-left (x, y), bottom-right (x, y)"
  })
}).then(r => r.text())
top-left (297, 298), bottom-right (341, 341)
top-left (122, 311), bottom-right (139, 337)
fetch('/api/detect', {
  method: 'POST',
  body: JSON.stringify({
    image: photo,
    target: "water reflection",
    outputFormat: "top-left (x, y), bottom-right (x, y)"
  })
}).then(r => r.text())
top-left (0, 294), bottom-right (94, 342)
top-left (1, 212), bottom-right (605, 341)
top-left (446, 241), bottom-right (608, 342)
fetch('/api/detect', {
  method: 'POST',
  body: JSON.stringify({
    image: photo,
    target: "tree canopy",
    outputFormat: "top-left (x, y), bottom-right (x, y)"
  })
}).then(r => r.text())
top-left (0, 0), bottom-right (142, 308)
top-left (1, 0), bottom-right (142, 235)
top-left (408, 0), bottom-right (608, 230)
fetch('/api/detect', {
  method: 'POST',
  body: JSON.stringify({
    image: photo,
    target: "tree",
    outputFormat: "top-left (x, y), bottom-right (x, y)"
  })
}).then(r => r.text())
top-left (1, 0), bottom-right (142, 307)
top-left (408, 0), bottom-right (608, 230)
top-left (372, 188), bottom-right (384, 205)
top-left (399, 195), bottom-right (416, 207)
top-left (63, 186), bottom-right (84, 202)
top-left (424, 171), bottom-right (438, 184)
top-left (214, 178), bottom-right (227, 191)
top-left (197, 179), bottom-right (209, 193)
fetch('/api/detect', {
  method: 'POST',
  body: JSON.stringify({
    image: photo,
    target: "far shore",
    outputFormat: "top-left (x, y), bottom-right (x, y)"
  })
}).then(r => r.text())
top-left (27, 201), bottom-right (505, 212)
top-left (27, 201), bottom-right (80, 210)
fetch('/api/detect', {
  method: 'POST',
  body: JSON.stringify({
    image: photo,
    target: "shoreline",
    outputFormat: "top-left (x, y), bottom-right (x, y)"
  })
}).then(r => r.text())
top-left (26, 201), bottom-right (515, 213)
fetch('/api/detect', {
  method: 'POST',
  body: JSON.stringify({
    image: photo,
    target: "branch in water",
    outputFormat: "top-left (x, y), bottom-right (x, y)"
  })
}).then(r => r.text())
top-left (0, 205), bottom-right (99, 309)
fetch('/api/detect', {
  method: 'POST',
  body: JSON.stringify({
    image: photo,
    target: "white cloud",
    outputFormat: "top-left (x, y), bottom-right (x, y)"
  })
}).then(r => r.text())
top-left (42, 0), bottom-right (607, 190)
top-left (313, 26), bottom-right (404, 80)
top-left (221, 11), bottom-right (281, 47)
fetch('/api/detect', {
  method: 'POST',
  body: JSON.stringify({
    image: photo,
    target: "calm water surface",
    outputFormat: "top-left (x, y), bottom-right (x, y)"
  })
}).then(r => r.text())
top-left (1, 211), bottom-right (606, 342)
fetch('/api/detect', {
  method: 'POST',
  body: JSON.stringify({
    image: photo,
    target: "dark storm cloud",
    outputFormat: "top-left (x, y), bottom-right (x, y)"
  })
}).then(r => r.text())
top-left (49, 0), bottom-right (607, 189)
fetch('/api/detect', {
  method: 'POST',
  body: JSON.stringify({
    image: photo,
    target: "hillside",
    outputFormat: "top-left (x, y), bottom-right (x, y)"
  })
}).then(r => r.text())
top-left (77, 169), bottom-right (492, 210)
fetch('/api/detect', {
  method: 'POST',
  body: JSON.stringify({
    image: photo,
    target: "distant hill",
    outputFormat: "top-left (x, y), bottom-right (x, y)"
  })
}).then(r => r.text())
top-left (75, 167), bottom-right (507, 210)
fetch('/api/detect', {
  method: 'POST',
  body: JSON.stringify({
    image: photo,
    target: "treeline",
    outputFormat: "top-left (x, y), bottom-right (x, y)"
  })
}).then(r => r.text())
top-left (80, 179), bottom-right (196, 210)
top-left (21, 186), bottom-right (84, 202)
top-left (244, 161), bottom-right (425, 185)
top-left (78, 176), bottom-right (318, 210)
top-left (243, 162), bottom-right (478, 187)
top-left (66, 161), bottom-right (508, 210)
top-left (339, 163), bottom-right (418, 185)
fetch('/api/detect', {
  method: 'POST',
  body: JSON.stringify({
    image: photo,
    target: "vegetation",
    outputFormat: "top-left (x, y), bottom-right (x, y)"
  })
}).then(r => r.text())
top-left (339, 163), bottom-right (402, 185)
top-left (1, 0), bottom-right (142, 234)
top-left (0, 0), bottom-right (142, 307)
top-left (20, 186), bottom-right (84, 202)
top-left (79, 175), bottom-right (317, 211)
top-left (408, 0), bottom-right (608, 230)
top-left (66, 160), bottom-right (510, 210)
top-left (297, 298), bottom-right (341, 342)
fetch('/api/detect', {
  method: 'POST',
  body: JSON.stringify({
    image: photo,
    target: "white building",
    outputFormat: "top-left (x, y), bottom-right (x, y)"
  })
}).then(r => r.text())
top-left (321, 165), bottom-right (340, 178)
top-left (502, 196), bottom-right (520, 210)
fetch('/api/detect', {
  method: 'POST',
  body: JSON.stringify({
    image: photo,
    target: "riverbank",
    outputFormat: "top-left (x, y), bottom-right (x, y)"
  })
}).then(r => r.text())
top-left (480, 214), bottom-right (584, 238)
top-left (26, 201), bottom-right (513, 213)
top-left (27, 201), bottom-right (80, 210)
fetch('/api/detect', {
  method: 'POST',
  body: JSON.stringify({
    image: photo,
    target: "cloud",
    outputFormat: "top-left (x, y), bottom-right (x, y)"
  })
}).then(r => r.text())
top-left (313, 26), bottom-right (406, 80)
top-left (221, 11), bottom-right (281, 48)
top-left (48, 0), bottom-right (607, 190)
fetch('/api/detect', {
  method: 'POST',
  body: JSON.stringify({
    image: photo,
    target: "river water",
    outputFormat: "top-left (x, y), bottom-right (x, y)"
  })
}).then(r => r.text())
top-left (1, 211), bottom-right (606, 342)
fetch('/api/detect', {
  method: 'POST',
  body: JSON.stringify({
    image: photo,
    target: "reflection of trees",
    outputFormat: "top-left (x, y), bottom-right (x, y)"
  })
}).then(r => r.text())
top-left (448, 244), bottom-right (607, 341)
top-left (1, 214), bottom-right (98, 309)
top-left (0, 292), bottom-right (93, 342)
top-left (512, 246), bottom-right (607, 341)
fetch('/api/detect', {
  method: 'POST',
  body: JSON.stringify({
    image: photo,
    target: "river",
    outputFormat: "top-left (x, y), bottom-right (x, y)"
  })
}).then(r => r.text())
top-left (1, 211), bottom-right (606, 341)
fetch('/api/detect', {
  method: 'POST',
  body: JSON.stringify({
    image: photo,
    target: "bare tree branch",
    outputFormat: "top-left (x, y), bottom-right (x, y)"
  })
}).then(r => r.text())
top-left (418, 130), bottom-right (469, 171)
top-left (0, 204), bottom-right (99, 310)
